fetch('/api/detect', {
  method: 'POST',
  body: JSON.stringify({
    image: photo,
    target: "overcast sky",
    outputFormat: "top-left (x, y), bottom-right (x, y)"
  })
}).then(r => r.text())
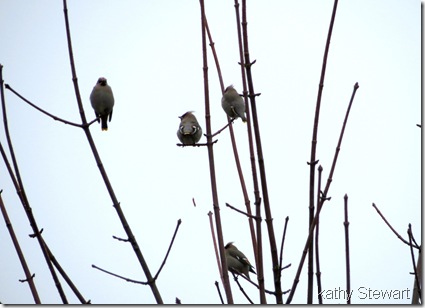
top-left (0, 0), bottom-right (421, 304)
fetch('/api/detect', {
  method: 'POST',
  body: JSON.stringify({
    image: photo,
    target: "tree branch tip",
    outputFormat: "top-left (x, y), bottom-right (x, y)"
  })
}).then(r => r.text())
top-left (5, 84), bottom-right (10, 89)
top-left (354, 82), bottom-right (359, 89)
top-left (307, 159), bottom-right (320, 166)
top-left (19, 273), bottom-right (35, 283)
top-left (344, 194), bottom-right (348, 199)
top-left (112, 235), bottom-right (130, 242)
top-left (177, 218), bottom-right (182, 224)
top-left (416, 124), bottom-right (421, 128)
top-left (29, 228), bottom-right (43, 238)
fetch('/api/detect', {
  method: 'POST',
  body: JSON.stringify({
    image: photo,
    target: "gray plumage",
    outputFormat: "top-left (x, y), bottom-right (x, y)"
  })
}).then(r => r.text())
top-left (225, 242), bottom-right (256, 279)
top-left (221, 85), bottom-right (247, 122)
top-left (90, 77), bottom-right (114, 131)
top-left (177, 111), bottom-right (202, 145)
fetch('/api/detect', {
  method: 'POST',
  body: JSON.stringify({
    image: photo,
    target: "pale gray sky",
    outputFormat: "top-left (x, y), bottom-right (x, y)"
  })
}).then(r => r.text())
top-left (0, 0), bottom-right (421, 304)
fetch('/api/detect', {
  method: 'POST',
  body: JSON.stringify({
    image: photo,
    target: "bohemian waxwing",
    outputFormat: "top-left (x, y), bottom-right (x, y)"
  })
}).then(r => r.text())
top-left (177, 111), bottom-right (203, 145)
top-left (90, 77), bottom-right (115, 131)
top-left (225, 242), bottom-right (256, 279)
top-left (221, 85), bottom-right (247, 122)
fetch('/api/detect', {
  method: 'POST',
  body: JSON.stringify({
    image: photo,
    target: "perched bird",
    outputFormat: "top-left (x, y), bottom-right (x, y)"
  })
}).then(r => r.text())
top-left (225, 242), bottom-right (256, 279)
top-left (221, 85), bottom-right (247, 122)
top-left (177, 111), bottom-right (203, 145)
top-left (90, 77), bottom-right (115, 131)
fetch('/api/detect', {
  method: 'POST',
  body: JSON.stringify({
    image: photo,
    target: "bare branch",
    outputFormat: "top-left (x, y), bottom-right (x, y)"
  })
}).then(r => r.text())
top-left (225, 202), bottom-right (256, 219)
top-left (286, 81), bottom-right (359, 304)
top-left (62, 0), bottom-right (163, 302)
top-left (214, 281), bottom-right (224, 304)
top-left (208, 211), bottom-right (222, 280)
top-left (231, 273), bottom-right (254, 304)
top-left (372, 203), bottom-right (419, 249)
top-left (279, 216), bottom-right (289, 272)
top-left (5, 84), bottom-right (85, 128)
top-left (112, 235), bottom-right (130, 242)
top-left (408, 224), bottom-right (421, 301)
top-left (176, 139), bottom-right (218, 147)
top-left (343, 194), bottom-right (351, 304)
top-left (91, 264), bottom-right (148, 285)
top-left (199, 0), bottom-right (233, 302)
top-left (154, 219), bottom-right (182, 280)
top-left (315, 165), bottom-right (324, 304)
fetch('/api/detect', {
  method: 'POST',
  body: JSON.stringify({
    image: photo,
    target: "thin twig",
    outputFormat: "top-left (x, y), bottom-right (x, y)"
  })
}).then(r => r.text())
top-left (214, 281), bottom-right (224, 304)
top-left (226, 202), bottom-right (256, 219)
top-left (209, 120), bottom-right (233, 138)
top-left (279, 216), bottom-right (289, 272)
top-left (343, 194), bottom-right (351, 304)
top-left (154, 219), bottom-right (182, 280)
top-left (408, 224), bottom-right (421, 301)
top-left (176, 139), bottom-right (217, 147)
top-left (286, 82), bottom-right (359, 304)
top-left (315, 165), bottom-right (323, 304)
top-left (235, 272), bottom-right (289, 296)
top-left (208, 211), bottom-right (223, 281)
top-left (91, 264), bottom-right (148, 285)
top-left (112, 235), bottom-right (130, 242)
top-left (231, 273), bottom-right (254, 304)
top-left (372, 203), bottom-right (419, 249)
top-left (5, 84), bottom-right (84, 128)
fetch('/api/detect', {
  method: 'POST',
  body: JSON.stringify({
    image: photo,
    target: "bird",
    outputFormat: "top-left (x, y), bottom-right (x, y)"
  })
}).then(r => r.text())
top-left (177, 111), bottom-right (203, 145)
top-left (225, 242), bottom-right (256, 279)
top-left (90, 77), bottom-right (115, 131)
top-left (221, 85), bottom-right (247, 122)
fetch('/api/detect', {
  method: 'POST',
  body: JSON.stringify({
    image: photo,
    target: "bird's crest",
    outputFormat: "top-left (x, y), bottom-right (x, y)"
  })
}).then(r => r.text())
top-left (179, 111), bottom-right (195, 119)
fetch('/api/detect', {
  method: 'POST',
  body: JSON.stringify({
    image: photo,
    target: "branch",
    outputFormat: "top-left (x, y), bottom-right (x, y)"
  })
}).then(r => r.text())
top-left (176, 139), bottom-right (218, 147)
top-left (315, 165), bottom-right (324, 304)
top-left (343, 194), bottom-right (351, 304)
top-left (62, 0), bottom-right (163, 302)
top-left (240, 0), bottom-right (281, 302)
top-left (408, 224), bottom-right (421, 301)
top-left (286, 81), bottom-right (359, 304)
top-left (208, 211), bottom-right (223, 280)
top-left (372, 203), bottom-right (419, 249)
top-left (91, 264), bottom-right (148, 285)
top-left (199, 0), bottom-right (233, 303)
top-left (226, 202), bottom-right (256, 219)
top-left (1, 65), bottom-right (69, 304)
top-left (306, 0), bottom-right (340, 301)
top-left (5, 84), bottom-right (88, 128)
top-left (153, 219), bottom-right (182, 280)
top-left (0, 139), bottom-right (40, 303)
top-left (278, 216), bottom-right (289, 272)
top-left (214, 281), bottom-right (224, 304)
top-left (231, 273), bottom-right (254, 304)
